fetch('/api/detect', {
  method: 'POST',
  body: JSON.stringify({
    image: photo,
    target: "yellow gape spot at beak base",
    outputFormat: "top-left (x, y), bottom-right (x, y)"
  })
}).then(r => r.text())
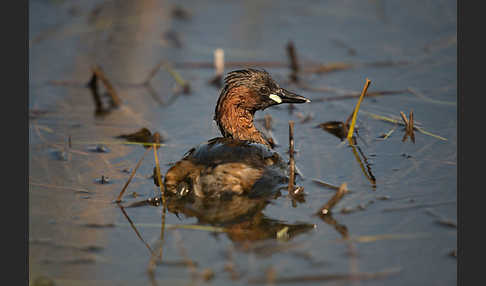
top-left (269, 94), bottom-right (282, 103)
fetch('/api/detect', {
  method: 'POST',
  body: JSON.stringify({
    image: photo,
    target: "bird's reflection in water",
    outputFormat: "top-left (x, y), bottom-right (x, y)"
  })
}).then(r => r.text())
top-left (126, 190), bottom-right (315, 247)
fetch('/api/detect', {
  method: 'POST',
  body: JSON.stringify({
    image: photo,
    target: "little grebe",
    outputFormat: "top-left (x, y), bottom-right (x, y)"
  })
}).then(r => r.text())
top-left (160, 69), bottom-right (310, 198)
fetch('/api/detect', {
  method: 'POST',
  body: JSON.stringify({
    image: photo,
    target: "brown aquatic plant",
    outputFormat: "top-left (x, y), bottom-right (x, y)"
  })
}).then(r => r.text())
top-left (400, 110), bottom-right (415, 143)
top-left (286, 41), bottom-right (300, 82)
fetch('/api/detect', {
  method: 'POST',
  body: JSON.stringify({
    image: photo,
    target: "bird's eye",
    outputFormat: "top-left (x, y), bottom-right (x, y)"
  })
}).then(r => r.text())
top-left (260, 86), bottom-right (270, 94)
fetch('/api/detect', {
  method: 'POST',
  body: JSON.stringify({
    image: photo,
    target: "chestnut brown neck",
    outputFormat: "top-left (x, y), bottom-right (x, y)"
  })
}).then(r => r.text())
top-left (215, 86), bottom-right (270, 146)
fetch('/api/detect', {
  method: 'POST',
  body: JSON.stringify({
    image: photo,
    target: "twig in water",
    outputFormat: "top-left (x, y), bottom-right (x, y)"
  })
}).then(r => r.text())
top-left (400, 111), bottom-right (415, 143)
top-left (347, 79), bottom-right (371, 144)
top-left (287, 121), bottom-right (302, 200)
top-left (115, 147), bottom-right (151, 202)
top-left (363, 111), bottom-right (447, 141)
top-left (312, 179), bottom-right (341, 191)
top-left (287, 41), bottom-right (300, 82)
top-left (288, 121), bottom-right (295, 193)
top-left (317, 183), bottom-right (349, 216)
top-left (377, 125), bottom-right (398, 140)
top-left (209, 48), bottom-right (225, 87)
top-left (152, 132), bottom-right (166, 206)
top-left (87, 72), bottom-right (104, 114)
top-left (91, 65), bottom-right (121, 107)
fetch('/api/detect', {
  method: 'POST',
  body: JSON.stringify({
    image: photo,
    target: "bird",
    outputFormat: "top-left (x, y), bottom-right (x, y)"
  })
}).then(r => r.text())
top-left (157, 68), bottom-right (310, 199)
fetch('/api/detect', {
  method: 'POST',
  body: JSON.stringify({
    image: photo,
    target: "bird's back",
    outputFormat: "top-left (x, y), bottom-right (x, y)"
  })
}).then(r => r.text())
top-left (164, 137), bottom-right (288, 198)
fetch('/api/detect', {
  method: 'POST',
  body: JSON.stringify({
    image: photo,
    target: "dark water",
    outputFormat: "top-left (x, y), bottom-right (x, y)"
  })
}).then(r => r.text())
top-left (29, 0), bottom-right (456, 285)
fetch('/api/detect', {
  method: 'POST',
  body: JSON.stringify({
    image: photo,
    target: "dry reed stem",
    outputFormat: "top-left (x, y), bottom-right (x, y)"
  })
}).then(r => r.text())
top-left (209, 49), bottom-right (225, 86)
top-left (311, 179), bottom-right (342, 191)
top-left (91, 65), bottom-right (121, 107)
top-left (115, 147), bottom-right (151, 202)
top-left (288, 121), bottom-right (296, 196)
top-left (287, 41), bottom-right (299, 82)
top-left (400, 111), bottom-right (416, 143)
top-left (409, 111), bottom-right (415, 142)
top-left (379, 125), bottom-right (398, 140)
top-left (317, 183), bottom-right (349, 215)
top-left (347, 79), bottom-right (371, 144)
top-left (152, 133), bottom-right (166, 206)
top-left (87, 73), bottom-right (103, 113)
top-left (214, 48), bottom-right (225, 76)
top-left (363, 111), bottom-right (447, 141)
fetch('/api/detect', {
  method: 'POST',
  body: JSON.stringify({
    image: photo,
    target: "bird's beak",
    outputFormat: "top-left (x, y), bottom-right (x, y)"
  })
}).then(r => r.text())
top-left (270, 88), bottom-right (310, 104)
